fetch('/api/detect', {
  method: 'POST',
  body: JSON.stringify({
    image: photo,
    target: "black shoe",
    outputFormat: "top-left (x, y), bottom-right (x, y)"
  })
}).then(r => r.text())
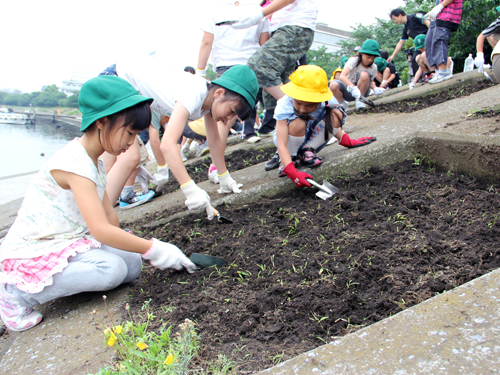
top-left (265, 151), bottom-right (280, 171)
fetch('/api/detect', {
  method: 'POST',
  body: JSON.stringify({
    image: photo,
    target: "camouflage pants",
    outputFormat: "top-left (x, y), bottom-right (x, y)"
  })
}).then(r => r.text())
top-left (248, 25), bottom-right (314, 110)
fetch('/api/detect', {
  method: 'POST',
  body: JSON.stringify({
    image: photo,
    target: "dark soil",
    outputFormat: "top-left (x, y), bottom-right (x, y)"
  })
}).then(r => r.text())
top-left (356, 80), bottom-right (495, 114)
top-left (127, 158), bottom-right (500, 374)
top-left (157, 147), bottom-right (276, 195)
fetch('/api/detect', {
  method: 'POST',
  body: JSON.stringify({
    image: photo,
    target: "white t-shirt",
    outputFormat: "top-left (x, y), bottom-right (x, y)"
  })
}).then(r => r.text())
top-left (202, 2), bottom-right (270, 68)
top-left (269, 0), bottom-right (319, 32)
top-left (343, 56), bottom-right (377, 85)
top-left (0, 139), bottom-right (105, 263)
top-left (117, 60), bottom-right (210, 121)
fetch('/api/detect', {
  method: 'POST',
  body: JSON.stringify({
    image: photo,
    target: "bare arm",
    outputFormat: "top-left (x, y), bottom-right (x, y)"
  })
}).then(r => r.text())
top-left (339, 66), bottom-right (355, 87)
top-left (148, 124), bottom-right (166, 166)
top-left (388, 40), bottom-right (406, 62)
top-left (204, 112), bottom-right (229, 175)
top-left (276, 119), bottom-right (292, 167)
top-left (160, 103), bottom-right (192, 186)
top-left (259, 32), bottom-right (270, 46)
top-left (477, 33), bottom-right (486, 54)
top-left (51, 170), bottom-right (151, 253)
top-left (197, 32), bottom-right (214, 70)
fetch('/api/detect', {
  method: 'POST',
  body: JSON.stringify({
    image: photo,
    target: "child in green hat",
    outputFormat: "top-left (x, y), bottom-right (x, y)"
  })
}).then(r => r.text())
top-left (329, 39), bottom-right (380, 110)
top-left (113, 61), bottom-right (258, 220)
top-left (0, 76), bottom-right (197, 332)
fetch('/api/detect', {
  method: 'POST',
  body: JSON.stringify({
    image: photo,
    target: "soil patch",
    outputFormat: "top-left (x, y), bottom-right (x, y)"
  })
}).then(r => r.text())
top-left (157, 147), bottom-right (276, 195)
top-left (126, 158), bottom-right (500, 373)
top-left (357, 80), bottom-right (495, 114)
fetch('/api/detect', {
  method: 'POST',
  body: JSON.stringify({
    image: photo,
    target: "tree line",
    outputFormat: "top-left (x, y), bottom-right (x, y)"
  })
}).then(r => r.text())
top-left (0, 84), bottom-right (79, 108)
top-left (307, 0), bottom-right (497, 84)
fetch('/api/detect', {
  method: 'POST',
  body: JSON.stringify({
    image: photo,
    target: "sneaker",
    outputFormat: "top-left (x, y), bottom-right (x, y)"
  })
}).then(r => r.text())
top-left (208, 164), bottom-right (219, 184)
top-left (429, 69), bottom-right (452, 84)
top-left (119, 190), bottom-right (155, 209)
top-left (0, 283), bottom-right (43, 332)
top-left (258, 129), bottom-right (274, 137)
top-left (195, 142), bottom-right (210, 157)
top-left (355, 99), bottom-right (366, 110)
top-left (246, 136), bottom-right (261, 144)
top-left (449, 57), bottom-right (454, 74)
top-left (277, 162), bottom-right (287, 177)
top-left (297, 147), bottom-right (323, 168)
top-left (265, 151), bottom-right (280, 171)
top-left (423, 72), bottom-right (435, 83)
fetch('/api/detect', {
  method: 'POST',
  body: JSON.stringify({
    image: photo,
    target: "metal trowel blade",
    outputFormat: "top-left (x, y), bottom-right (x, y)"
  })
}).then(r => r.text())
top-left (190, 253), bottom-right (226, 269)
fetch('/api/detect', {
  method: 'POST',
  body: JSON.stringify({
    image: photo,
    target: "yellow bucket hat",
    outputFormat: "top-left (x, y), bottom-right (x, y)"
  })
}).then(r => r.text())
top-left (281, 65), bottom-right (333, 103)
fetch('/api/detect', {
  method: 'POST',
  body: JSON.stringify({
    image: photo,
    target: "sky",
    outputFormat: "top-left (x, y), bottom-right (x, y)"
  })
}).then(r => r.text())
top-left (0, 0), bottom-right (405, 93)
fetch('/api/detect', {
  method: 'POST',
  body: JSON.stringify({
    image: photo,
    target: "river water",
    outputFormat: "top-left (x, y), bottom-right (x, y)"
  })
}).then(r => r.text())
top-left (0, 118), bottom-right (82, 178)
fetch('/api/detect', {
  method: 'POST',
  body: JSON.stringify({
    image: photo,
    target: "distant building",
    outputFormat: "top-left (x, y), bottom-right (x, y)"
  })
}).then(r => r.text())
top-left (312, 23), bottom-right (352, 54)
top-left (59, 66), bottom-right (96, 96)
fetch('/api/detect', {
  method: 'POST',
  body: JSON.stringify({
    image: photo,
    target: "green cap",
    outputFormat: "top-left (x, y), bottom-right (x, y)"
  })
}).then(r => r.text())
top-left (414, 34), bottom-right (426, 49)
top-left (79, 76), bottom-right (153, 132)
top-left (374, 57), bottom-right (388, 72)
top-left (497, 5), bottom-right (500, 12)
top-left (340, 56), bottom-right (349, 69)
top-left (359, 39), bottom-right (380, 56)
top-left (212, 65), bottom-right (259, 107)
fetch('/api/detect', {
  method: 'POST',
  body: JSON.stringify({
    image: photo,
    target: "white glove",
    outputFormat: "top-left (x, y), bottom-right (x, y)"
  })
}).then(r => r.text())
top-left (347, 85), bottom-right (361, 100)
top-left (373, 87), bottom-right (386, 95)
top-left (232, 7), bottom-right (264, 29)
top-left (217, 171), bottom-right (243, 194)
top-left (475, 53), bottom-right (484, 69)
top-left (425, 4), bottom-right (443, 21)
top-left (143, 239), bottom-right (196, 273)
top-left (181, 180), bottom-right (214, 219)
top-left (196, 69), bottom-right (207, 79)
top-left (409, 82), bottom-right (416, 90)
top-left (152, 164), bottom-right (169, 191)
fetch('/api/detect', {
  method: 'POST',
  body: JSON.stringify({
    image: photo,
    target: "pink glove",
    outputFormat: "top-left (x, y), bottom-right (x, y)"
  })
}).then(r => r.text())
top-left (283, 162), bottom-right (312, 187)
top-left (340, 134), bottom-right (377, 148)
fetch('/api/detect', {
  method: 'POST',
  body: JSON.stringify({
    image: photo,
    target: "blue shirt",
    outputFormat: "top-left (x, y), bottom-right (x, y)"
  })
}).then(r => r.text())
top-left (274, 96), bottom-right (338, 122)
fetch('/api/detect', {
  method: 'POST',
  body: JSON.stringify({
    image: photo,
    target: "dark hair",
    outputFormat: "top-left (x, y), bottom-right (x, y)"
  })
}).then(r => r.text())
top-left (356, 53), bottom-right (374, 68)
top-left (390, 8), bottom-right (405, 18)
top-left (184, 66), bottom-right (195, 74)
top-left (323, 106), bottom-right (345, 142)
top-left (207, 83), bottom-right (253, 121)
top-left (90, 101), bottom-right (152, 150)
top-left (379, 49), bottom-right (389, 60)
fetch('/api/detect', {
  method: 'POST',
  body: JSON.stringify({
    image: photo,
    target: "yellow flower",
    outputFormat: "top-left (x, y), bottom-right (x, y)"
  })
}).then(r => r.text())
top-left (107, 332), bottom-right (117, 346)
top-left (113, 325), bottom-right (122, 334)
top-left (136, 342), bottom-right (148, 350)
top-left (164, 354), bottom-right (175, 365)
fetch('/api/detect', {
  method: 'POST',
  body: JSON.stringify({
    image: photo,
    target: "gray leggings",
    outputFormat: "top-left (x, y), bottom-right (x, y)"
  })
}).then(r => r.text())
top-left (12, 245), bottom-right (142, 307)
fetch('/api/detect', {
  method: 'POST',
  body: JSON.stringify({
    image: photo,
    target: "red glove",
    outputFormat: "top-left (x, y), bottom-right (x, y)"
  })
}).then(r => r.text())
top-left (340, 134), bottom-right (377, 148)
top-left (283, 162), bottom-right (312, 187)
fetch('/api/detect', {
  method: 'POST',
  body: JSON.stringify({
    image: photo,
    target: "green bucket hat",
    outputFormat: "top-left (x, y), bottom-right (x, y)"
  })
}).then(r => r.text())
top-left (497, 5), bottom-right (500, 12)
top-left (414, 34), bottom-right (426, 49)
top-left (374, 57), bottom-right (388, 72)
top-left (211, 65), bottom-right (259, 107)
top-left (79, 76), bottom-right (153, 132)
top-left (359, 39), bottom-right (380, 56)
top-left (340, 56), bottom-right (349, 69)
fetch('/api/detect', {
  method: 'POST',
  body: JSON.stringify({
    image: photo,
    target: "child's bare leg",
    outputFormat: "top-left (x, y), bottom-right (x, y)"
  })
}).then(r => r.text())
top-left (328, 81), bottom-right (344, 102)
top-left (356, 71), bottom-right (370, 96)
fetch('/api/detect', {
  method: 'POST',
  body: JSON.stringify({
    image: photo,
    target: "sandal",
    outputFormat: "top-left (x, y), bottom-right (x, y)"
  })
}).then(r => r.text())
top-left (297, 147), bottom-right (323, 168)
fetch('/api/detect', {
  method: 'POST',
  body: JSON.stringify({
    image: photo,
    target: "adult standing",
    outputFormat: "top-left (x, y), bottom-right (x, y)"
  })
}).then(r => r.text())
top-left (388, 8), bottom-right (430, 81)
